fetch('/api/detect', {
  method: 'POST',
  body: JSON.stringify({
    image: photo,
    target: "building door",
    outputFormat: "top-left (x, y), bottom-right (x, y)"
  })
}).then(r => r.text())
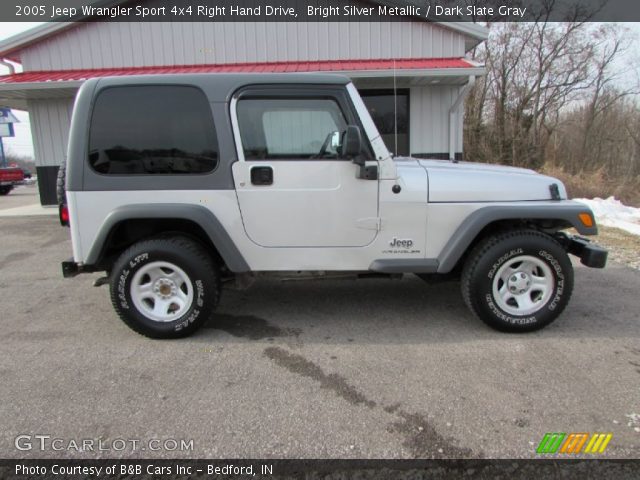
top-left (231, 88), bottom-right (379, 248)
top-left (360, 89), bottom-right (410, 157)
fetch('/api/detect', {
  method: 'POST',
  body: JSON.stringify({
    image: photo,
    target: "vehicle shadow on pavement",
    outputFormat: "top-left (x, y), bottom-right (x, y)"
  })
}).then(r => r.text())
top-left (197, 265), bottom-right (640, 344)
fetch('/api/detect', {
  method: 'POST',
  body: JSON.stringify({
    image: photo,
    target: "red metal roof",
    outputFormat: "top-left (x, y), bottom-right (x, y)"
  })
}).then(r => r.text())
top-left (0, 58), bottom-right (475, 84)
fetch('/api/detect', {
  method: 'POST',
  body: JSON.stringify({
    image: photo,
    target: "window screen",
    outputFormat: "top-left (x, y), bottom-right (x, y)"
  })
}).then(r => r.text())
top-left (236, 98), bottom-right (348, 160)
top-left (89, 86), bottom-right (218, 175)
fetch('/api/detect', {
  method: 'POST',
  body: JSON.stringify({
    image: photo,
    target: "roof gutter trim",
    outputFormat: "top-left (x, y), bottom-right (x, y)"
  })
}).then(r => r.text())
top-left (345, 66), bottom-right (485, 78)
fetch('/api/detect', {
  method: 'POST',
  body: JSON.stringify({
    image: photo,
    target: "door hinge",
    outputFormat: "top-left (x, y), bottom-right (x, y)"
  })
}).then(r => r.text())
top-left (356, 217), bottom-right (382, 231)
top-left (357, 165), bottom-right (379, 180)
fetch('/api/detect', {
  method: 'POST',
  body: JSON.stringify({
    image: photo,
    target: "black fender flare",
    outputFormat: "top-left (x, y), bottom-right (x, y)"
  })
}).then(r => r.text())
top-left (85, 204), bottom-right (250, 273)
top-left (436, 203), bottom-right (598, 273)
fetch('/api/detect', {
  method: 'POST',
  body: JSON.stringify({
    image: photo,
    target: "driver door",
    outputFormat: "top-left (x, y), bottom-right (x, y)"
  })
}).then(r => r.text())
top-left (231, 87), bottom-right (379, 248)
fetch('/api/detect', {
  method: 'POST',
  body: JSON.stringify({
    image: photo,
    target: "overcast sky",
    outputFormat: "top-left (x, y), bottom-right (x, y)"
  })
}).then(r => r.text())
top-left (1, 21), bottom-right (639, 159)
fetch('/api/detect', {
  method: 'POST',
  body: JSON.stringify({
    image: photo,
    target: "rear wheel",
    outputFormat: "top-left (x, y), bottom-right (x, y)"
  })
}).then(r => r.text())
top-left (109, 236), bottom-right (220, 338)
top-left (461, 230), bottom-right (573, 332)
top-left (0, 185), bottom-right (13, 195)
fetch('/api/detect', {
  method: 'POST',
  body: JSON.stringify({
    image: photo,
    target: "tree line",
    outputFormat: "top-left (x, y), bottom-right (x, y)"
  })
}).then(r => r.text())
top-left (464, 19), bottom-right (640, 203)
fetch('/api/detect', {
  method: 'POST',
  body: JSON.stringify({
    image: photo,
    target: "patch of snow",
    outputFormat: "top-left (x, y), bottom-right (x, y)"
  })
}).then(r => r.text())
top-left (574, 197), bottom-right (640, 236)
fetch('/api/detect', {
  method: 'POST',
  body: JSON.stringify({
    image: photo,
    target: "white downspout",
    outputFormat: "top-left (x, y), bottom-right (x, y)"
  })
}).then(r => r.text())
top-left (0, 58), bottom-right (16, 75)
top-left (449, 75), bottom-right (475, 162)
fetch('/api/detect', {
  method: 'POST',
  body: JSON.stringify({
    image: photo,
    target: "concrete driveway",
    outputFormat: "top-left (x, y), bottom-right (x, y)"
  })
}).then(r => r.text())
top-left (0, 196), bottom-right (639, 459)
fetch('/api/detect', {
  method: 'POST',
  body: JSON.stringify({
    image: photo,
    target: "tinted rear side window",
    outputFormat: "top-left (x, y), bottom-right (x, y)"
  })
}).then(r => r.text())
top-left (89, 86), bottom-right (218, 175)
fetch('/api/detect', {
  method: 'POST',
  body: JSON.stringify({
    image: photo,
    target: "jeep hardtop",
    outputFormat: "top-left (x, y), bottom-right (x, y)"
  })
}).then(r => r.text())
top-left (59, 73), bottom-right (607, 338)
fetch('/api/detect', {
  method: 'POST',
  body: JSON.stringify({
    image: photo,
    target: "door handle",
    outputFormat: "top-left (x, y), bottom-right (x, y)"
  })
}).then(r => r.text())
top-left (250, 166), bottom-right (273, 186)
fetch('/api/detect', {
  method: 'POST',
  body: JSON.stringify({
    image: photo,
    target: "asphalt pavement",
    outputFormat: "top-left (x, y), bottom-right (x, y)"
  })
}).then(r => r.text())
top-left (0, 188), bottom-right (639, 459)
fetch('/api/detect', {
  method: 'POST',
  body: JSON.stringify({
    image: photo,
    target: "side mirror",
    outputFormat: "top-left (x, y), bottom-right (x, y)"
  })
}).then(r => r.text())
top-left (341, 125), bottom-right (362, 163)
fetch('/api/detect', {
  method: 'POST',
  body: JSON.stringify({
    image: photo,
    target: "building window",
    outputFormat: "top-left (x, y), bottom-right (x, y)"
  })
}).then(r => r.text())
top-left (236, 97), bottom-right (349, 160)
top-left (89, 86), bottom-right (219, 175)
top-left (360, 89), bottom-right (409, 156)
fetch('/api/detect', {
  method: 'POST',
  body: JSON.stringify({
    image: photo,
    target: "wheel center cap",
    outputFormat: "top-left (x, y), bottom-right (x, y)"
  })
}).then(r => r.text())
top-left (508, 271), bottom-right (531, 294)
top-left (153, 279), bottom-right (176, 299)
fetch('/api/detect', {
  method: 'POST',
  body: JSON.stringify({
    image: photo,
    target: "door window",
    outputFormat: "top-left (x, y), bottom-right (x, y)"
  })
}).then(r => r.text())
top-left (236, 98), bottom-right (348, 160)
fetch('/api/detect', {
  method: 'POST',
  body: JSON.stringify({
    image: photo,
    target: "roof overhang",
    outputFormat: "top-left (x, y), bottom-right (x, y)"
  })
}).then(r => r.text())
top-left (0, 58), bottom-right (485, 109)
top-left (350, 69), bottom-right (483, 89)
top-left (0, 81), bottom-right (81, 109)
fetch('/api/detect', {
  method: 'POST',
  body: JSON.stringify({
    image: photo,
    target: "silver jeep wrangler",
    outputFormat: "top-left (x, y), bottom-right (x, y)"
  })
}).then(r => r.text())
top-left (59, 73), bottom-right (607, 338)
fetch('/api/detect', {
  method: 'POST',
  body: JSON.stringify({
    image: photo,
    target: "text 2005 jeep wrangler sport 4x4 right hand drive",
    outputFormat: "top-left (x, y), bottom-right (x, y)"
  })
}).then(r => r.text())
top-left (58, 74), bottom-right (607, 338)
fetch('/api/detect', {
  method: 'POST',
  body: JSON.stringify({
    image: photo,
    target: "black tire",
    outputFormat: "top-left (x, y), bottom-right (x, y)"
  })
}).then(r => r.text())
top-left (461, 230), bottom-right (573, 333)
top-left (0, 185), bottom-right (12, 195)
top-left (109, 236), bottom-right (220, 339)
top-left (56, 160), bottom-right (66, 205)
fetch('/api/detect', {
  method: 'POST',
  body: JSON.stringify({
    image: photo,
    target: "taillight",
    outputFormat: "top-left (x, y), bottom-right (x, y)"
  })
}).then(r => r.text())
top-left (59, 204), bottom-right (69, 226)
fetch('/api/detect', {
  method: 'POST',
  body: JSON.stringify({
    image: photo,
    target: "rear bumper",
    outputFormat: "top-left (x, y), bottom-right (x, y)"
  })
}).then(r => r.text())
top-left (62, 259), bottom-right (80, 278)
top-left (61, 259), bottom-right (99, 278)
top-left (561, 235), bottom-right (608, 268)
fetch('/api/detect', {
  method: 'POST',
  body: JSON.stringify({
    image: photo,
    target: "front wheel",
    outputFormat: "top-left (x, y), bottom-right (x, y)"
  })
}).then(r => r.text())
top-left (461, 230), bottom-right (574, 332)
top-left (109, 236), bottom-right (220, 338)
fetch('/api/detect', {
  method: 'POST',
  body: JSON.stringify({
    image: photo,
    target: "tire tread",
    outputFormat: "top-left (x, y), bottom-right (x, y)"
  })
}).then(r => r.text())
top-left (461, 229), bottom-right (572, 332)
top-left (109, 235), bottom-right (219, 339)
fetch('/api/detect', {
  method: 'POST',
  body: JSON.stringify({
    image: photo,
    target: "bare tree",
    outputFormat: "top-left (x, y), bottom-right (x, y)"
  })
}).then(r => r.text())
top-left (465, 16), bottom-right (639, 175)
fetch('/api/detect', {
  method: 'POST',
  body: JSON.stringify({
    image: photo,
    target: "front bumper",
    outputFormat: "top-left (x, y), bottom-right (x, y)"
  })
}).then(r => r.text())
top-left (560, 235), bottom-right (608, 268)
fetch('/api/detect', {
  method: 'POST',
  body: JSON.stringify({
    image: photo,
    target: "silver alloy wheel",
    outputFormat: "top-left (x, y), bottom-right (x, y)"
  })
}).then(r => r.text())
top-left (491, 255), bottom-right (555, 316)
top-left (130, 261), bottom-right (194, 323)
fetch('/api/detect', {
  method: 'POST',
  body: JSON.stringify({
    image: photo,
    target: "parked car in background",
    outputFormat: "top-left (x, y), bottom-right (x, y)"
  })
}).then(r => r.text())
top-left (0, 166), bottom-right (24, 195)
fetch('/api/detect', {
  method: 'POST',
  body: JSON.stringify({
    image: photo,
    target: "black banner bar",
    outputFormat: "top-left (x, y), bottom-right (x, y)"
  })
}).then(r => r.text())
top-left (2, 0), bottom-right (640, 22)
top-left (1, 459), bottom-right (640, 479)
